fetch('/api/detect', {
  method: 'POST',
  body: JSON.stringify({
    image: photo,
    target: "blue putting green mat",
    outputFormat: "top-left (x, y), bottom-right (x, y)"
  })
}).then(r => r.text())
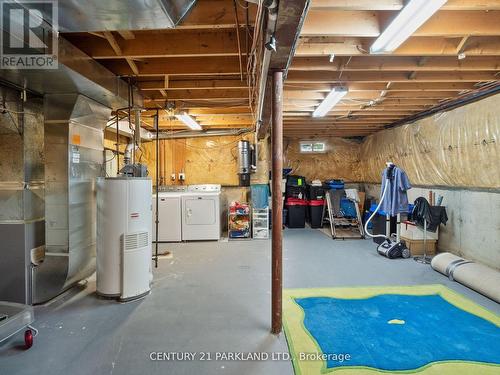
top-left (283, 285), bottom-right (500, 375)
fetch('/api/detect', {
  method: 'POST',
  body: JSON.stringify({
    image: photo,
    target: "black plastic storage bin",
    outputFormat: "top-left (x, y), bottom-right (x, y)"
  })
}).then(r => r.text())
top-left (286, 198), bottom-right (307, 228)
top-left (307, 184), bottom-right (325, 200)
top-left (308, 200), bottom-right (325, 228)
top-left (286, 175), bottom-right (306, 187)
top-left (286, 185), bottom-right (306, 199)
top-left (286, 175), bottom-right (307, 199)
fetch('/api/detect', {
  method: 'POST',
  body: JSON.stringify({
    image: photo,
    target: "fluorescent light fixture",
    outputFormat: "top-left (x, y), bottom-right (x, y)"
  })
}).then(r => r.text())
top-left (312, 87), bottom-right (348, 118)
top-left (370, 0), bottom-right (447, 54)
top-left (175, 112), bottom-right (202, 130)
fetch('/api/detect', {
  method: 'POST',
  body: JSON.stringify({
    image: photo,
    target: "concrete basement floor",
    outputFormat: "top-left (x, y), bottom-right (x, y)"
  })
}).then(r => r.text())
top-left (1, 228), bottom-right (499, 375)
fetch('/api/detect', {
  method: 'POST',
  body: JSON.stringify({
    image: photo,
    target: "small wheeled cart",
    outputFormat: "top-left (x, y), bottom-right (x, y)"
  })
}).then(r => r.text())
top-left (0, 301), bottom-right (38, 349)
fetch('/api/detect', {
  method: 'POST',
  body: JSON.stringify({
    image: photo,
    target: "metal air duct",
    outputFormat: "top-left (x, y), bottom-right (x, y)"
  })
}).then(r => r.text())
top-left (0, 37), bottom-right (140, 110)
top-left (22, 0), bottom-right (196, 32)
top-left (32, 94), bottom-right (111, 304)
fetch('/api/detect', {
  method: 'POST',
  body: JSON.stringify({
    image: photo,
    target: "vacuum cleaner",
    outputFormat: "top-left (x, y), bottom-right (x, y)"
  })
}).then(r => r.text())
top-left (364, 162), bottom-right (410, 259)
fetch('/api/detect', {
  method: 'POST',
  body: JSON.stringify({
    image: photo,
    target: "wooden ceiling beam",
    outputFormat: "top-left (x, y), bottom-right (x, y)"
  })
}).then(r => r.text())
top-left (138, 79), bottom-right (248, 91)
top-left (145, 88), bottom-right (249, 100)
top-left (284, 82), bottom-right (478, 91)
top-left (142, 107), bottom-right (251, 117)
top-left (102, 31), bottom-right (139, 75)
top-left (310, 0), bottom-right (500, 11)
top-left (284, 111), bottom-right (418, 116)
top-left (295, 36), bottom-right (500, 56)
top-left (285, 103), bottom-right (430, 108)
top-left (285, 125), bottom-right (379, 128)
top-left (117, 30), bottom-right (135, 40)
top-left (290, 56), bottom-right (500, 71)
top-left (284, 133), bottom-right (375, 137)
top-left (284, 90), bottom-right (463, 100)
top-left (285, 119), bottom-right (403, 123)
top-left (144, 118), bottom-right (253, 127)
top-left (302, 10), bottom-right (500, 37)
top-left (286, 70), bottom-right (498, 82)
top-left (99, 56), bottom-right (245, 76)
top-left (285, 98), bottom-right (462, 106)
top-left (67, 30), bottom-right (247, 59)
top-left (143, 100), bottom-right (250, 109)
top-left (302, 10), bottom-right (380, 37)
top-left (285, 120), bottom-right (404, 124)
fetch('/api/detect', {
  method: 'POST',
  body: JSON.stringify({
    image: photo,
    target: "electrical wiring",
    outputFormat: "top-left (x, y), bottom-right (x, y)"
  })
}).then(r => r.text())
top-left (173, 135), bottom-right (249, 150)
top-left (337, 56), bottom-right (352, 81)
top-left (0, 106), bottom-right (37, 116)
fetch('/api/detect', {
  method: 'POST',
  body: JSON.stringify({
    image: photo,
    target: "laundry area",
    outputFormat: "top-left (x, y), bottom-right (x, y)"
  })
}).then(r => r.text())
top-left (0, 1), bottom-right (499, 375)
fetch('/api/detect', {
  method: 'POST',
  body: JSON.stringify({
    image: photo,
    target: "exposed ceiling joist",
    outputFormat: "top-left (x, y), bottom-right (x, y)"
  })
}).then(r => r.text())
top-left (284, 82), bottom-right (479, 91)
top-left (145, 88), bottom-right (249, 100)
top-left (99, 56), bottom-right (246, 76)
top-left (295, 36), bottom-right (500, 56)
top-left (310, 0), bottom-right (500, 11)
top-left (284, 90), bottom-right (463, 100)
top-left (290, 56), bottom-right (500, 71)
top-left (302, 10), bottom-right (500, 37)
top-left (286, 70), bottom-right (498, 82)
top-left (66, 30), bottom-right (247, 59)
top-left (138, 79), bottom-right (248, 91)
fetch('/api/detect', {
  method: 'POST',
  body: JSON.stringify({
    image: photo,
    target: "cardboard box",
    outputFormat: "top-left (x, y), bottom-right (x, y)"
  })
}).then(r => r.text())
top-left (401, 221), bottom-right (439, 240)
top-left (402, 237), bottom-right (437, 256)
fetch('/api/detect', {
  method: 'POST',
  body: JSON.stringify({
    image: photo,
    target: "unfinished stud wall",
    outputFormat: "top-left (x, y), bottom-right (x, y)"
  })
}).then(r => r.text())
top-left (283, 137), bottom-right (363, 182)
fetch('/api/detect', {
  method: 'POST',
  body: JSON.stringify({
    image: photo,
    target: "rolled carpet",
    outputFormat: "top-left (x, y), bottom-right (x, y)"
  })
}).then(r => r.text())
top-left (431, 252), bottom-right (500, 303)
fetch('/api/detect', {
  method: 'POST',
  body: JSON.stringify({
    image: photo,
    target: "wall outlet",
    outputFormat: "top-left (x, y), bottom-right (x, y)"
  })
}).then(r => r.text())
top-left (178, 173), bottom-right (185, 181)
top-left (170, 173), bottom-right (176, 181)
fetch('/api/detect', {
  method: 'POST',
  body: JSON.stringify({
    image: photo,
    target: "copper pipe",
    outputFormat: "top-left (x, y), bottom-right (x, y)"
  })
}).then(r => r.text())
top-left (271, 70), bottom-right (283, 335)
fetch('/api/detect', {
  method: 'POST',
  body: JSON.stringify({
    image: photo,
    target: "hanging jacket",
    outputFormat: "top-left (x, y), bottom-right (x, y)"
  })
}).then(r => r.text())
top-left (412, 197), bottom-right (448, 232)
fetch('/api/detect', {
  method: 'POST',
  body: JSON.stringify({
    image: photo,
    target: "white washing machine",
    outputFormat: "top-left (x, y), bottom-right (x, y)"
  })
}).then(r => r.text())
top-left (181, 184), bottom-right (221, 241)
top-left (152, 186), bottom-right (187, 242)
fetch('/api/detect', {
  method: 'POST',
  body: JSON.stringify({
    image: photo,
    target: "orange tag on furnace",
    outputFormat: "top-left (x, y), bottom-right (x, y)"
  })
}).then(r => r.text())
top-left (72, 134), bottom-right (81, 145)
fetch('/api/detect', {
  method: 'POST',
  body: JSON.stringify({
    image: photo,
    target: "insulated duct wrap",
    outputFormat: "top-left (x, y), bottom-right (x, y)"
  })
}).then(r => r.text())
top-left (360, 94), bottom-right (500, 189)
top-left (431, 252), bottom-right (500, 303)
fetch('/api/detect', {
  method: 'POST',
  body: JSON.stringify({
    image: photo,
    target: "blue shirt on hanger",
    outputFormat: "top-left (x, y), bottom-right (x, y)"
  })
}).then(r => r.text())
top-left (380, 167), bottom-right (411, 216)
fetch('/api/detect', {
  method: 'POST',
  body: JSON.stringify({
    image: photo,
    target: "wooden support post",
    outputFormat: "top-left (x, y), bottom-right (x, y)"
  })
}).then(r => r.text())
top-left (271, 70), bottom-right (283, 335)
top-left (154, 110), bottom-right (159, 269)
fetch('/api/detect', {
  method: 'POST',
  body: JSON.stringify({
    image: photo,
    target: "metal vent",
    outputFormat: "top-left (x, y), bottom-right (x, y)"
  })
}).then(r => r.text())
top-left (123, 232), bottom-right (149, 251)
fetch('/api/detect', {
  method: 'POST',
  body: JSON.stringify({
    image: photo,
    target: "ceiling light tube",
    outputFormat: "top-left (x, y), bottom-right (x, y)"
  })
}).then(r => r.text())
top-left (312, 87), bottom-right (348, 118)
top-left (175, 112), bottom-right (202, 130)
top-left (370, 0), bottom-right (447, 54)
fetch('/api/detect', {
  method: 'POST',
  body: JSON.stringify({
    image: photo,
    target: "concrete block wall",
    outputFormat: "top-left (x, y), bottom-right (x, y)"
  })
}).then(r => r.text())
top-left (365, 184), bottom-right (500, 270)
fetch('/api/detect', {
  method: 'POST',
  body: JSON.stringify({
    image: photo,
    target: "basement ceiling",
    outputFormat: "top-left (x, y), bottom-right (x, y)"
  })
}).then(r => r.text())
top-left (63, 0), bottom-right (258, 132)
top-left (283, 0), bottom-right (500, 138)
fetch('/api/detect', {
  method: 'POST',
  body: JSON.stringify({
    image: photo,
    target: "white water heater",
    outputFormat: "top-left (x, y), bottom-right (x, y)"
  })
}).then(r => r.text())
top-left (96, 177), bottom-right (152, 301)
